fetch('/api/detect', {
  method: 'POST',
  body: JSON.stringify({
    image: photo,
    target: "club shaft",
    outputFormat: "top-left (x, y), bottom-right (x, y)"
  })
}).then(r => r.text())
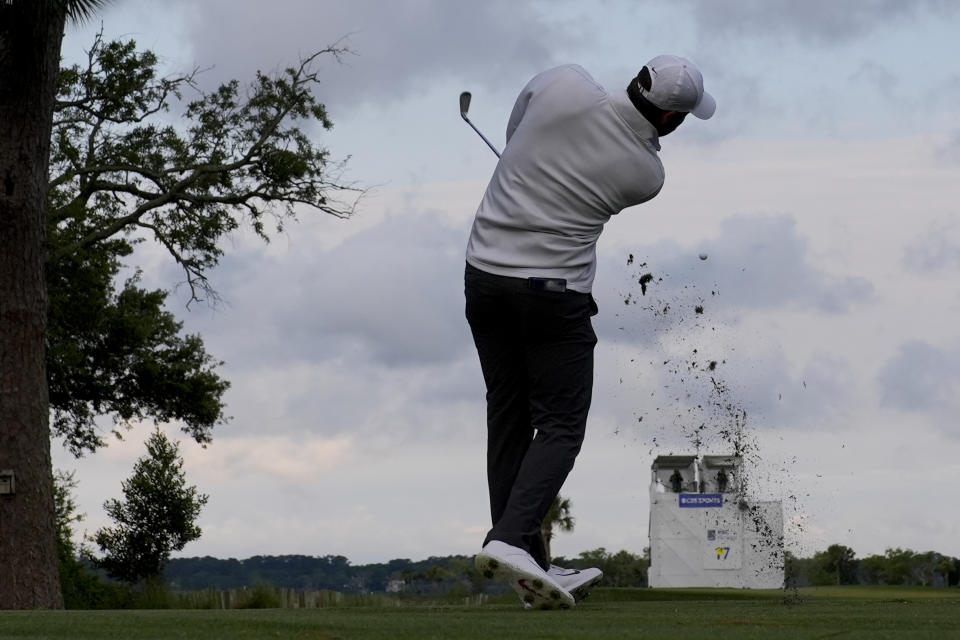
top-left (461, 114), bottom-right (501, 158)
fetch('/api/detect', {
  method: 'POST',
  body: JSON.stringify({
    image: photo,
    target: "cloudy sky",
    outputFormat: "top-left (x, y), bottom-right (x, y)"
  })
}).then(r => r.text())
top-left (55, 0), bottom-right (960, 566)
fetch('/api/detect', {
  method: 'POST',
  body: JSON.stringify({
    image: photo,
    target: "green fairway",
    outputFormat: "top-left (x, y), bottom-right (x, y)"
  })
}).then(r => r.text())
top-left (0, 587), bottom-right (957, 639)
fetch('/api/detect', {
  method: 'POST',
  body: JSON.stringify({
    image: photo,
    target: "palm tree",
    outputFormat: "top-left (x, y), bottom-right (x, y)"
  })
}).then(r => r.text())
top-left (541, 495), bottom-right (576, 562)
top-left (0, 0), bottom-right (109, 609)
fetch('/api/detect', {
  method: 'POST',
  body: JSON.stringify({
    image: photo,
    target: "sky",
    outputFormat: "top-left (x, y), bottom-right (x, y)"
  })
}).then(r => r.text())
top-left (54, 0), bottom-right (960, 566)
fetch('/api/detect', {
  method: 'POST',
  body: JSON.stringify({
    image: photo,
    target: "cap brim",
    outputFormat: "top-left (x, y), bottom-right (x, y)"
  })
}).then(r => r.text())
top-left (691, 90), bottom-right (716, 120)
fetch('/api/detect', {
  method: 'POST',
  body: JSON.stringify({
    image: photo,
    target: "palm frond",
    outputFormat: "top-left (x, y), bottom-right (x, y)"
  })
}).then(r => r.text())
top-left (64, 0), bottom-right (111, 24)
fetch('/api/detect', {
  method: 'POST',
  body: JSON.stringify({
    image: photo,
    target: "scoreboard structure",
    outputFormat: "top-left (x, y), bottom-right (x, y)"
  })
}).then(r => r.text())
top-left (647, 455), bottom-right (784, 588)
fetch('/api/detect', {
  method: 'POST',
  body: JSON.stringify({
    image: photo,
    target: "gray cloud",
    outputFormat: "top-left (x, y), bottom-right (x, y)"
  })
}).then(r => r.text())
top-left (934, 131), bottom-right (960, 165)
top-left (849, 60), bottom-right (900, 101)
top-left (597, 213), bottom-right (874, 343)
top-left (192, 210), bottom-right (473, 370)
top-left (677, 0), bottom-right (955, 45)
top-left (169, 0), bottom-right (587, 110)
top-left (878, 340), bottom-right (960, 412)
top-left (594, 213), bottom-right (870, 440)
top-left (903, 220), bottom-right (960, 271)
top-left (932, 74), bottom-right (960, 112)
top-left (605, 320), bottom-right (856, 444)
top-left (736, 352), bottom-right (855, 424)
top-left (601, 344), bottom-right (859, 476)
top-left (674, 71), bottom-right (784, 143)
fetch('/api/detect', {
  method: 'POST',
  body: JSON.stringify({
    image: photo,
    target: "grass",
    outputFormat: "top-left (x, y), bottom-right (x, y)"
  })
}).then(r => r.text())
top-left (0, 587), bottom-right (958, 639)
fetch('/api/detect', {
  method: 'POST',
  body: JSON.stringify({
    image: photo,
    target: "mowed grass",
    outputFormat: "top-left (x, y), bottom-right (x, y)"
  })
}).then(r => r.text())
top-left (1, 587), bottom-right (958, 640)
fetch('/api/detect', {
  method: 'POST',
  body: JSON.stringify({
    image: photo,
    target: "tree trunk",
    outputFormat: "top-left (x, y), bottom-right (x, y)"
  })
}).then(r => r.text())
top-left (541, 522), bottom-right (552, 563)
top-left (0, 0), bottom-right (68, 609)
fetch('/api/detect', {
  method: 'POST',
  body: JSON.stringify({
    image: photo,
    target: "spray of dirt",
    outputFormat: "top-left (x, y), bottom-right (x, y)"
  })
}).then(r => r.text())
top-left (613, 252), bottom-right (806, 601)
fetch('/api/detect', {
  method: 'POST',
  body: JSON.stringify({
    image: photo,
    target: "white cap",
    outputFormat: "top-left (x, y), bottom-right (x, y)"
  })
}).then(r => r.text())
top-left (639, 54), bottom-right (716, 120)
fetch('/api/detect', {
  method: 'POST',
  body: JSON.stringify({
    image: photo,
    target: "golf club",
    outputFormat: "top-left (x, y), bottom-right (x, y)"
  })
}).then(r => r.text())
top-left (459, 91), bottom-right (501, 158)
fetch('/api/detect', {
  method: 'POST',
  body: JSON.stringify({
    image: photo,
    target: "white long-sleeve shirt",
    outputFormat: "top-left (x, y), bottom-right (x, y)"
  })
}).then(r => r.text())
top-left (465, 64), bottom-right (665, 293)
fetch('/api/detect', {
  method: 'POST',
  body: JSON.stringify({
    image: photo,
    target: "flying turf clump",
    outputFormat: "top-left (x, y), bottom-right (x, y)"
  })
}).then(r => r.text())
top-left (639, 273), bottom-right (654, 295)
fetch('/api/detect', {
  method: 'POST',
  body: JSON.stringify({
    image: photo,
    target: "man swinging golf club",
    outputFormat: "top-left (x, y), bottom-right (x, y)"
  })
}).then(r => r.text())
top-left (463, 55), bottom-right (715, 609)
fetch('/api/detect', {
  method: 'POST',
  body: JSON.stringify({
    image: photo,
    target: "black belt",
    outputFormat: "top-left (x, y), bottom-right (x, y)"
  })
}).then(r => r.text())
top-left (527, 277), bottom-right (567, 293)
top-left (466, 262), bottom-right (568, 293)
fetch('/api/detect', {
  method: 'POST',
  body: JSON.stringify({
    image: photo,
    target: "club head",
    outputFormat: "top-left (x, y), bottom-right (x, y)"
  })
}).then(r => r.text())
top-left (458, 90), bottom-right (501, 157)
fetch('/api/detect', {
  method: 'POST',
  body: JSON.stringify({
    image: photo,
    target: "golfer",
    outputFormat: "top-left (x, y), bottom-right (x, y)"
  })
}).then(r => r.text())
top-left (464, 55), bottom-right (715, 609)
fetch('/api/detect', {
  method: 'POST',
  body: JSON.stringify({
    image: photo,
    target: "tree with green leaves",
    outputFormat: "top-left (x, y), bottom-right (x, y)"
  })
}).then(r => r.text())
top-left (541, 494), bottom-right (575, 562)
top-left (54, 470), bottom-right (84, 567)
top-left (910, 550), bottom-right (948, 587)
top-left (810, 543), bottom-right (858, 586)
top-left (1, 2), bottom-right (357, 606)
top-left (934, 554), bottom-right (957, 587)
top-left (94, 429), bottom-right (208, 584)
top-left (53, 469), bottom-right (121, 608)
top-left (47, 32), bottom-right (358, 456)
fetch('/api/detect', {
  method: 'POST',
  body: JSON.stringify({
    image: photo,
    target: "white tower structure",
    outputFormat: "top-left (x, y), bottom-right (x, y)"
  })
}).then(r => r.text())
top-left (647, 454), bottom-right (784, 588)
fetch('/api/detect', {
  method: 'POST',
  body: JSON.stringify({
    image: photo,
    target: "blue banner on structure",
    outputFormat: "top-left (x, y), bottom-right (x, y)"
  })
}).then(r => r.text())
top-left (678, 493), bottom-right (723, 508)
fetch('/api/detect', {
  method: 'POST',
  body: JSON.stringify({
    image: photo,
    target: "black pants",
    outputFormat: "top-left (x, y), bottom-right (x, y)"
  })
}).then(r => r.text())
top-left (464, 263), bottom-right (597, 571)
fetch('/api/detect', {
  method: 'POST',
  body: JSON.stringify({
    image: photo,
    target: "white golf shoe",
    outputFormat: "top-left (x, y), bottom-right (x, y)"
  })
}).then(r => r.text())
top-left (475, 541), bottom-right (575, 610)
top-left (547, 565), bottom-right (603, 602)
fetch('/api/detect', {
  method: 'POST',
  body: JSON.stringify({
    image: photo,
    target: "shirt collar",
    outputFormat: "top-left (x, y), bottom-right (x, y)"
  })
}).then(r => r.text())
top-left (610, 89), bottom-right (661, 151)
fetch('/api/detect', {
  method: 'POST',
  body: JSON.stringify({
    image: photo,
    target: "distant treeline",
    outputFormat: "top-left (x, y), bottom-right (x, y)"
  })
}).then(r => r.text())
top-left (786, 546), bottom-right (959, 588)
top-left (165, 545), bottom-right (959, 593)
top-left (165, 548), bottom-right (647, 595)
top-left (166, 554), bottom-right (479, 594)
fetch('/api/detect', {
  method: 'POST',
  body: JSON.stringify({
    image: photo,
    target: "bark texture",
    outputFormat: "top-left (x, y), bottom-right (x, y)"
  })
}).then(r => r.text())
top-left (0, 0), bottom-right (68, 609)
